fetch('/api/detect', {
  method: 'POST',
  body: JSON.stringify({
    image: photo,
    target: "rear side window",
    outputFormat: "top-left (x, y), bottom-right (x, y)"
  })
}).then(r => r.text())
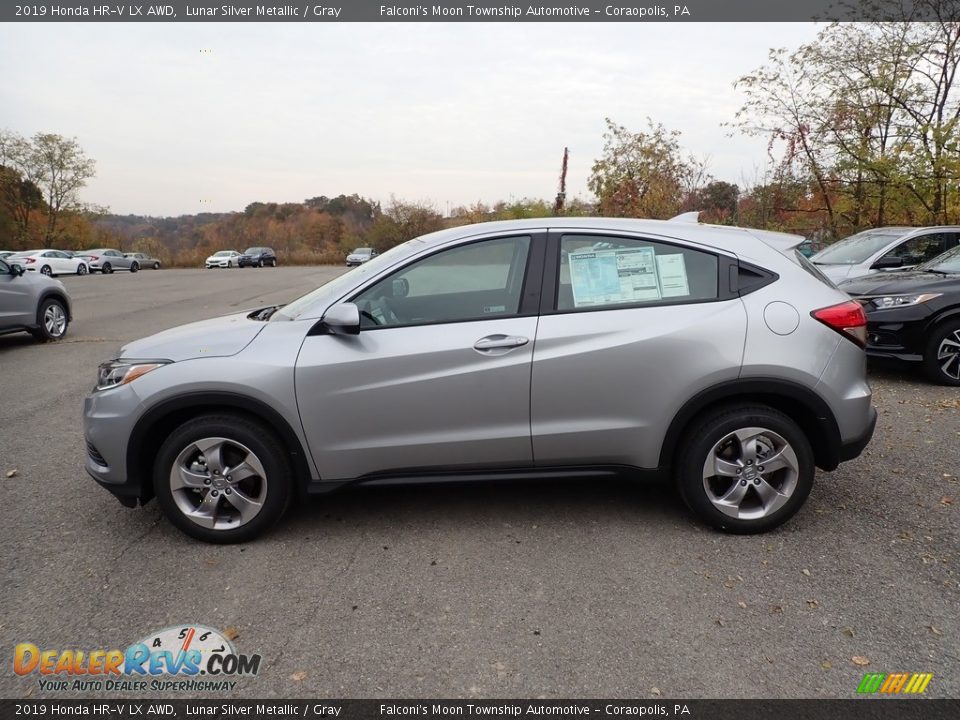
top-left (556, 235), bottom-right (718, 311)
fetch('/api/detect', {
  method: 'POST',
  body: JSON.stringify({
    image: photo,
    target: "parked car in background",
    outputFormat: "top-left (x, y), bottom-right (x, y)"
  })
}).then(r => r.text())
top-left (237, 247), bottom-right (277, 268)
top-left (125, 252), bottom-right (162, 270)
top-left (205, 250), bottom-right (242, 269)
top-left (83, 217), bottom-right (875, 543)
top-left (811, 226), bottom-right (960, 283)
top-left (796, 239), bottom-right (823, 258)
top-left (840, 245), bottom-right (960, 385)
top-left (0, 251), bottom-right (16, 260)
top-left (77, 248), bottom-right (139, 274)
top-left (345, 247), bottom-right (377, 266)
top-left (0, 256), bottom-right (72, 342)
top-left (6, 249), bottom-right (90, 276)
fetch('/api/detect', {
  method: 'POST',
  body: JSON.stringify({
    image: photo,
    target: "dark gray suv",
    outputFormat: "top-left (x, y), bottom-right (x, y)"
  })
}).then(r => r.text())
top-left (0, 258), bottom-right (72, 342)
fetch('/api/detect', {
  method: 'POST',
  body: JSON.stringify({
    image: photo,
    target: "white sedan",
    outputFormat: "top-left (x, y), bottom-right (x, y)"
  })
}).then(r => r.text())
top-left (7, 249), bottom-right (89, 277)
top-left (205, 250), bottom-right (241, 269)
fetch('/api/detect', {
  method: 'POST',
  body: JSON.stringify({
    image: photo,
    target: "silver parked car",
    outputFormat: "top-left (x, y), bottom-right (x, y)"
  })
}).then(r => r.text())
top-left (125, 252), bottom-right (162, 270)
top-left (811, 226), bottom-right (960, 283)
top-left (83, 218), bottom-right (876, 543)
top-left (0, 257), bottom-right (72, 342)
top-left (78, 248), bottom-right (140, 274)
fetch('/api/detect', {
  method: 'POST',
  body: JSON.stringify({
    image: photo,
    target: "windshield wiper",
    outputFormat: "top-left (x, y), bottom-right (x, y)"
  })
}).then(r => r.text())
top-left (253, 305), bottom-right (280, 321)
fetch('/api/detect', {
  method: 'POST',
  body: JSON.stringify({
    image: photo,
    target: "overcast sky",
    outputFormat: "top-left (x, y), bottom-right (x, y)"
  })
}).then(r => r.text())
top-left (0, 23), bottom-right (822, 217)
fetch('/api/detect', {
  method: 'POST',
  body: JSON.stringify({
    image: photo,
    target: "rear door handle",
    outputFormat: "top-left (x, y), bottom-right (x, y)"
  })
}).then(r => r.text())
top-left (473, 334), bottom-right (529, 352)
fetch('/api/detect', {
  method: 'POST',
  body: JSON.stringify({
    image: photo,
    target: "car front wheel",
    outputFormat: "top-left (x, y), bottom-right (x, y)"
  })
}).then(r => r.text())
top-left (31, 297), bottom-right (69, 342)
top-left (676, 404), bottom-right (814, 534)
top-left (102, 262), bottom-right (113, 274)
top-left (77, 263), bottom-right (88, 275)
top-left (130, 261), bottom-right (139, 273)
top-left (154, 414), bottom-right (293, 543)
top-left (924, 319), bottom-right (960, 386)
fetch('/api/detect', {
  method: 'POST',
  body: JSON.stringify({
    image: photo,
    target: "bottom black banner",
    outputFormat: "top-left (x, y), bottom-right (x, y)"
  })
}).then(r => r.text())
top-left (1, 699), bottom-right (958, 720)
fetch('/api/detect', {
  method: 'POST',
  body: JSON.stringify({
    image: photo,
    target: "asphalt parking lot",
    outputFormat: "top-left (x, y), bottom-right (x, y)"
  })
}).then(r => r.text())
top-left (0, 266), bottom-right (957, 699)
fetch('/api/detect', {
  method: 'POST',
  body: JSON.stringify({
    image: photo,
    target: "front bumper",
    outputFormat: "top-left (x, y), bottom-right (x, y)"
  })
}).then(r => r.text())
top-left (862, 307), bottom-right (932, 363)
top-left (83, 385), bottom-right (146, 506)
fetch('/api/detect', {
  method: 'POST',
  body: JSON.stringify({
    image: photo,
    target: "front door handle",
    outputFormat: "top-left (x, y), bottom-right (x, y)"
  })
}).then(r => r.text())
top-left (473, 334), bottom-right (529, 352)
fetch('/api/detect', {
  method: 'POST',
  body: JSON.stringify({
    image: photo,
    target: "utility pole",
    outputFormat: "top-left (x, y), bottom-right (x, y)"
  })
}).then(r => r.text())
top-left (554, 147), bottom-right (569, 215)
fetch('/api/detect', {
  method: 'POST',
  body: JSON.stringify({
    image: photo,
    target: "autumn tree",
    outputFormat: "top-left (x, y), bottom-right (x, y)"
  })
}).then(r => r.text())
top-left (589, 118), bottom-right (705, 219)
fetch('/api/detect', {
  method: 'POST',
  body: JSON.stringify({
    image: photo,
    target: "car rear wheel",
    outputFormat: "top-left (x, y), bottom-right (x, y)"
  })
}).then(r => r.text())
top-left (924, 319), bottom-right (960, 386)
top-left (270, 258), bottom-right (277, 267)
top-left (154, 414), bottom-right (293, 543)
top-left (153, 262), bottom-right (160, 269)
top-left (31, 297), bottom-right (69, 342)
top-left (40, 265), bottom-right (52, 276)
top-left (676, 404), bottom-right (814, 534)
top-left (77, 263), bottom-right (88, 275)
top-left (130, 261), bottom-right (139, 273)
top-left (102, 262), bottom-right (113, 274)
top-left (257, 259), bottom-right (264, 267)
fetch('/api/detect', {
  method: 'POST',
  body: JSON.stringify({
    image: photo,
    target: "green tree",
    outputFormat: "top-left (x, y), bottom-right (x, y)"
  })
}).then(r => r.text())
top-left (588, 118), bottom-right (703, 219)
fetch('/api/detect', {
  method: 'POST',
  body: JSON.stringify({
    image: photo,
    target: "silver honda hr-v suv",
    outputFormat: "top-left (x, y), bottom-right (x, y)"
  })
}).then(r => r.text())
top-left (83, 218), bottom-right (876, 542)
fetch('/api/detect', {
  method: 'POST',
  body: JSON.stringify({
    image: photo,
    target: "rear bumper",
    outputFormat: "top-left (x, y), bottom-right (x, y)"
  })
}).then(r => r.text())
top-left (837, 406), bottom-right (877, 463)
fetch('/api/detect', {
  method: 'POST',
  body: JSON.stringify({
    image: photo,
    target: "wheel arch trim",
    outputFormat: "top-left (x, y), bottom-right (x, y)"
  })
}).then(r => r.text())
top-left (126, 391), bottom-right (315, 501)
top-left (658, 378), bottom-right (843, 471)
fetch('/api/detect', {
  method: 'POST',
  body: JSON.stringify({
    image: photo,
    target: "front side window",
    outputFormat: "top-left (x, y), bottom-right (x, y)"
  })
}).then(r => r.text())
top-left (353, 235), bottom-right (531, 328)
top-left (556, 235), bottom-right (718, 311)
top-left (882, 233), bottom-right (950, 265)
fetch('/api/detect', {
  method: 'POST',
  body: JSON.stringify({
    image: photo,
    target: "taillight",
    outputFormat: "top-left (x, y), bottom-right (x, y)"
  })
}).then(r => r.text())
top-left (25, 257), bottom-right (35, 264)
top-left (811, 300), bottom-right (867, 347)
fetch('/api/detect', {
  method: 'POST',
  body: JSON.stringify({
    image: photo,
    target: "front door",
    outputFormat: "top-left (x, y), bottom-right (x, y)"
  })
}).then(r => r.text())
top-left (295, 233), bottom-right (544, 480)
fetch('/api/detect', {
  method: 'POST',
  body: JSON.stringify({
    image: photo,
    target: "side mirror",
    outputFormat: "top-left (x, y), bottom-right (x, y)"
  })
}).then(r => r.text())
top-left (871, 255), bottom-right (904, 270)
top-left (322, 302), bottom-right (360, 335)
top-left (11, 264), bottom-right (25, 277)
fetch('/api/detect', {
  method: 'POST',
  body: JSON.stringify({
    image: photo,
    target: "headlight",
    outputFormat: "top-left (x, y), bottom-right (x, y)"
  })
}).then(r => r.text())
top-left (96, 360), bottom-right (169, 391)
top-left (870, 293), bottom-right (941, 309)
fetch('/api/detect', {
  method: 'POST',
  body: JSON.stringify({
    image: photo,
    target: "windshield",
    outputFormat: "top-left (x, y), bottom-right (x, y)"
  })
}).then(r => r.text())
top-left (274, 241), bottom-right (411, 321)
top-left (244, 247), bottom-right (263, 254)
top-left (214, 251), bottom-right (234, 257)
top-left (811, 229), bottom-right (910, 265)
top-left (919, 244), bottom-right (960, 273)
top-left (352, 248), bottom-right (372, 255)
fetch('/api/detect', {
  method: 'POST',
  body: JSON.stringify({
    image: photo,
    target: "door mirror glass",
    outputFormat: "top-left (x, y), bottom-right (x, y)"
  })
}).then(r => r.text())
top-left (323, 302), bottom-right (361, 335)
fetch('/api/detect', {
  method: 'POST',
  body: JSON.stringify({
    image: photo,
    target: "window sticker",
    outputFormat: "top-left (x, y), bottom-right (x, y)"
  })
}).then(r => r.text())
top-left (569, 246), bottom-right (661, 307)
top-left (655, 253), bottom-right (690, 297)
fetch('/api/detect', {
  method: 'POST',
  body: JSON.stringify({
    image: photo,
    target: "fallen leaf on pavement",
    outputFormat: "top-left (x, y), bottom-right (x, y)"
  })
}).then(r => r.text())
top-left (821, 661), bottom-right (832, 670)
top-left (927, 625), bottom-right (942, 636)
top-left (852, 656), bottom-right (871, 667)
top-left (807, 600), bottom-right (819, 609)
top-left (651, 687), bottom-right (661, 697)
top-left (737, 601), bottom-right (747, 609)
top-left (6, 469), bottom-right (17, 478)
top-left (940, 496), bottom-right (953, 506)
top-left (842, 627), bottom-right (855, 638)
top-left (290, 671), bottom-right (307, 681)
top-left (802, 568), bottom-right (811, 576)
top-left (223, 626), bottom-right (239, 640)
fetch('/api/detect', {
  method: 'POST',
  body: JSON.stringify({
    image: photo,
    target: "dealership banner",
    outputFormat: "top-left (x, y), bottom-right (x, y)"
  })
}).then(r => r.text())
top-left (3, 0), bottom-right (960, 22)
top-left (1, 700), bottom-right (959, 719)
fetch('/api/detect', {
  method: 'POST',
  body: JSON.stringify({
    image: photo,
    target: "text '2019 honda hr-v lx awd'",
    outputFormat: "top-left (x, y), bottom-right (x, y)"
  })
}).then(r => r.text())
top-left (83, 218), bottom-right (876, 542)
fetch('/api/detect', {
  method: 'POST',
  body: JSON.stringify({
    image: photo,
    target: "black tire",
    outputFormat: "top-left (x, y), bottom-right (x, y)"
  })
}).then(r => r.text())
top-left (228, 260), bottom-right (233, 268)
top-left (77, 263), bottom-right (88, 276)
top-left (40, 265), bottom-right (52, 276)
top-left (270, 258), bottom-right (277, 267)
top-left (154, 414), bottom-right (293, 543)
top-left (130, 261), bottom-right (139, 273)
top-left (102, 262), bottom-right (113, 274)
top-left (30, 297), bottom-right (69, 342)
top-left (153, 262), bottom-right (160, 270)
top-left (257, 259), bottom-right (264, 268)
top-left (923, 318), bottom-right (960, 386)
top-left (675, 404), bottom-right (815, 534)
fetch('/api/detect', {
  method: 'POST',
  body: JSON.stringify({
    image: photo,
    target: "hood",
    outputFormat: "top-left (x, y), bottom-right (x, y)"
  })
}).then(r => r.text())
top-left (839, 270), bottom-right (960, 296)
top-left (119, 311), bottom-right (267, 361)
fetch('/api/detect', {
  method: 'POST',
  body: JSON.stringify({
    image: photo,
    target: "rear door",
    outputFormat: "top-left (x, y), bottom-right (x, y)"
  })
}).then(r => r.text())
top-left (295, 232), bottom-right (546, 480)
top-left (531, 231), bottom-right (746, 470)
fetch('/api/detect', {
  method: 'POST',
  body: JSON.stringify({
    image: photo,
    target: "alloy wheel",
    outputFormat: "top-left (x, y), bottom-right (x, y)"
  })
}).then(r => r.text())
top-left (936, 330), bottom-right (960, 380)
top-left (44, 303), bottom-right (67, 338)
top-left (169, 437), bottom-right (268, 530)
top-left (701, 427), bottom-right (799, 520)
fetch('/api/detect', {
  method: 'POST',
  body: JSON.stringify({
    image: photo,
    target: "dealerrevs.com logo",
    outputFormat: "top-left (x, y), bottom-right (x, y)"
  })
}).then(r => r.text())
top-left (14, 625), bottom-right (261, 692)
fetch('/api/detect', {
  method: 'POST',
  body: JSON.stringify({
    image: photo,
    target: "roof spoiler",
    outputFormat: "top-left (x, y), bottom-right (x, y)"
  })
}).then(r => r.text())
top-left (668, 211), bottom-right (700, 223)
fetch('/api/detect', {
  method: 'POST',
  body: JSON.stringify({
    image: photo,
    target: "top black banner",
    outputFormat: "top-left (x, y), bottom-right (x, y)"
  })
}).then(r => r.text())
top-left (4, 0), bottom-right (960, 22)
